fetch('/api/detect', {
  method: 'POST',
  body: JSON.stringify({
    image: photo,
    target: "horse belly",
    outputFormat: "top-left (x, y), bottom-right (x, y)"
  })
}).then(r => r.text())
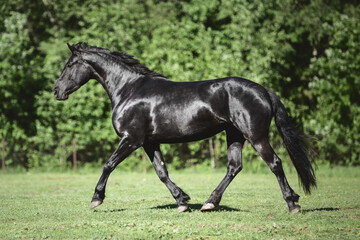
top-left (149, 105), bottom-right (226, 143)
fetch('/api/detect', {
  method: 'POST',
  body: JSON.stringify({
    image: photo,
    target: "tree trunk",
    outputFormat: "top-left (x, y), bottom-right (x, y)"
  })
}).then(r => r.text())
top-left (2, 137), bottom-right (5, 173)
top-left (142, 148), bottom-right (147, 173)
top-left (209, 138), bottom-right (215, 170)
top-left (73, 138), bottom-right (77, 172)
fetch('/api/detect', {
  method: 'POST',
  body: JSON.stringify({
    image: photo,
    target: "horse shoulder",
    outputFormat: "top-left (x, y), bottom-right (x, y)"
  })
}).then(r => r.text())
top-left (111, 98), bottom-right (151, 138)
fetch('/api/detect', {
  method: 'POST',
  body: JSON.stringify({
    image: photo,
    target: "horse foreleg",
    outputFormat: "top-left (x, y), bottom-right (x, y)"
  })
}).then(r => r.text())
top-left (143, 141), bottom-right (191, 213)
top-left (91, 136), bottom-right (139, 209)
top-left (201, 132), bottom-right (245, 211)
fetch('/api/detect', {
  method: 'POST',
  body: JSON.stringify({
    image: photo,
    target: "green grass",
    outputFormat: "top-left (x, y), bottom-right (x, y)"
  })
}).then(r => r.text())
top-left (0, 167), bottom-right (359, 239)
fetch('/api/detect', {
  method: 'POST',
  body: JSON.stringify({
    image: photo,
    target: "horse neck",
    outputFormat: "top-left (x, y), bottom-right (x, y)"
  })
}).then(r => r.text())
top-left (85, 52), bottom-right (143, 108)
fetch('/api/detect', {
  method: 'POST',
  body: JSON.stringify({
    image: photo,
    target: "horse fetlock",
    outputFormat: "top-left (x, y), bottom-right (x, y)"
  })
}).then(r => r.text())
top-left (176, 192), bottom-right (190, 206)
top-left (182, 192), bottom-right (191, 202)
top-left (284, 192), bottom-right (300, 203)
top-left (291, 193), bottom-right (300, 202)
top-left (207, 192), bottom-right (222, 204)
top-left (92, 191), bottom-right (105, 201)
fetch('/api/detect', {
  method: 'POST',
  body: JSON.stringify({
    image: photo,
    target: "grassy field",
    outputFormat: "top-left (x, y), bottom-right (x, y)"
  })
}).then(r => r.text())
top-left (0, 167), bottom-right (359, 239)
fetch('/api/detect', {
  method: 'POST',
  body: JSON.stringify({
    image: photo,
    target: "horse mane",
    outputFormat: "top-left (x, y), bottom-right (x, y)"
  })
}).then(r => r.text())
top-left (73, 42), bottom-right (164, 78)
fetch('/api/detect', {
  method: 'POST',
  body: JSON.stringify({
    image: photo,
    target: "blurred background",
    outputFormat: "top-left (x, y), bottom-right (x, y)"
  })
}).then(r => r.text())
top-left (0, 0), bottom-right (359, 172)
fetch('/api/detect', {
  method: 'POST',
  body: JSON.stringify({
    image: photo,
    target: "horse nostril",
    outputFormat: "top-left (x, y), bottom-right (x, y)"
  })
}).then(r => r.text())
top-left (54, 87), bottom-right (59, 96)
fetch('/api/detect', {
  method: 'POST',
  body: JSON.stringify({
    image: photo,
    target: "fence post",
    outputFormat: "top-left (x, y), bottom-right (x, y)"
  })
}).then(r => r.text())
top-left (209, 137), bottom-right (219, 171)
top-left (209, 138), bottom-right (215, 170)
top-left (73, 137), bottom-right (77, 172)
top-left (2, 137), bottom-right (5, 173)
top-left (214, 137), bottom-right (219, 171)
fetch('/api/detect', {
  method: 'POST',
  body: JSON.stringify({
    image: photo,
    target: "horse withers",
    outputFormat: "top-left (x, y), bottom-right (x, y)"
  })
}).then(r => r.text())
top-left (54, 42), bottom-right (316, 213)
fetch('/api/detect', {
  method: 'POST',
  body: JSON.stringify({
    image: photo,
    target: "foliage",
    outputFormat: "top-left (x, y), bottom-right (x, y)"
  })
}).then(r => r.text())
top-left (0, 0), bottom-right (359, 170)
top-left (306, 5), bottom-right (360, 165)
top-left (0, 169), bottom-right (359, 239)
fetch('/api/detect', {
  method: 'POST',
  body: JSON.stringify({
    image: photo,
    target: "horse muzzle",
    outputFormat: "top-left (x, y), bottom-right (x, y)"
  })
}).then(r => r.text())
top-left (53, 86), bottom-right (69, 100)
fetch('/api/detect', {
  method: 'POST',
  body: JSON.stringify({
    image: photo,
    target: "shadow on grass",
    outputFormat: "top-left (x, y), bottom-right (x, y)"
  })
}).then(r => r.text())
top-left (93, 208), bottom-right (126, 213)
top-left (302, 207), bottom-right (340, 213)
top-left (151, 204), bottom-right (249, 212)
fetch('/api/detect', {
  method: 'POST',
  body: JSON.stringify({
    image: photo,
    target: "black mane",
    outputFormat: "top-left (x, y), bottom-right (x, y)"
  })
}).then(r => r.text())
top-left (74, 42), bottom-right (164, 78)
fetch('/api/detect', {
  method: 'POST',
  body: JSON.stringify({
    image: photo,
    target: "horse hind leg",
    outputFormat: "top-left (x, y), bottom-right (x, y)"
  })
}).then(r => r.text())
top-left (201, 130), bottom-right (245, 211)
top-left (252, 138), bottom-right (301, 213)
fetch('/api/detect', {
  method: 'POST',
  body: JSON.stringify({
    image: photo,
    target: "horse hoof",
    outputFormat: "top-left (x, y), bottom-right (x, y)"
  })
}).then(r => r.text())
top-left (177, 205), bottom-right (189, 213)
top-left (90, 200), bottom-right (103, 210)
top-left (200, 203), bottom-right (216, 212)
top-left (290, 205), bottom-right (301, 214)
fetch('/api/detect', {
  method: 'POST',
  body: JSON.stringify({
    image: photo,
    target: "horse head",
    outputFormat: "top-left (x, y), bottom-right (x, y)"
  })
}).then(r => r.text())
top-left (53, 43), bottom-right (93, 100)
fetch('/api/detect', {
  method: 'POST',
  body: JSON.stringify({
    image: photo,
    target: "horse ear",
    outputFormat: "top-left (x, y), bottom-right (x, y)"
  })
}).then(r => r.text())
top-left (67, 43), bottom-right (78, 53)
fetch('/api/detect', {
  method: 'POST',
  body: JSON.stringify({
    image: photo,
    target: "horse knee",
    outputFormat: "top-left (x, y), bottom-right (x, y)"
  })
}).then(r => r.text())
top-left (234, 163), bottom-right (243, 174)
top-left (103, 162), bottom-right (114, 174)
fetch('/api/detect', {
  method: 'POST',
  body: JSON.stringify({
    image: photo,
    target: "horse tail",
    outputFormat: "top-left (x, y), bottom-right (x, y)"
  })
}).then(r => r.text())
top-left (267, 90), bottom-right (316, 194)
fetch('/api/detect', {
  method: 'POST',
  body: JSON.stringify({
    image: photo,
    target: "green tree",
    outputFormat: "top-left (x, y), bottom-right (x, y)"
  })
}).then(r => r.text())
top-left (307, 5), bottom-right (360, 165)
top-left (0, 11), bottom-right (45, 168)
top-left (1, 0), bottom-right (359, 170)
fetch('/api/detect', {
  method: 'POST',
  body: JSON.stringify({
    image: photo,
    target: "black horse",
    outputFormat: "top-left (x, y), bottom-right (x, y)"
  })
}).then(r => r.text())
top-left (54, 42), bottom-right (316, 213)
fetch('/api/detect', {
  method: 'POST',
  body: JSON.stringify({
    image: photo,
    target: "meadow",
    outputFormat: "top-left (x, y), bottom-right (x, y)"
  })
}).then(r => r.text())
top-left (0, 167), bottom-right (359, 239)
